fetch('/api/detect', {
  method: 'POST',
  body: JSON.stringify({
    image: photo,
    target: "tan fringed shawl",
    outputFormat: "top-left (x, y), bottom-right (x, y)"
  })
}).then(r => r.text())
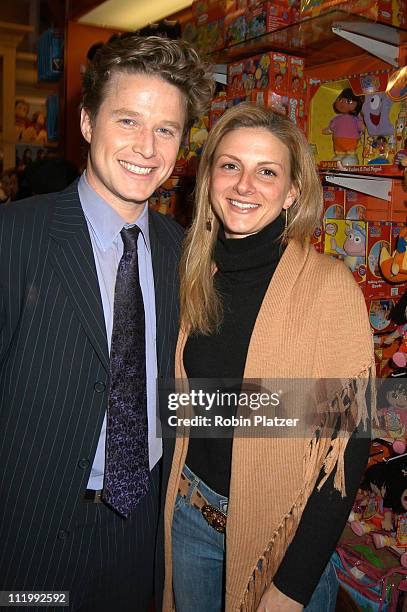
top-left (162, 238), bottom-right (375, 612)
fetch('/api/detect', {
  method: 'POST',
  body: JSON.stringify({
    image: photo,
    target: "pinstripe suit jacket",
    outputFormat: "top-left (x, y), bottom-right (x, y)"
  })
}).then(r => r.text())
top-left (0, 180), bottom-right (181, 593)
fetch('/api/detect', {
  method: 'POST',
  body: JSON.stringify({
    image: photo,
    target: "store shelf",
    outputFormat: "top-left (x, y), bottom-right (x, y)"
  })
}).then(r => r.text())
top-left (209, 9), bottom-right (407, 68)
top-left (324, 173), bottom-right (393, 200)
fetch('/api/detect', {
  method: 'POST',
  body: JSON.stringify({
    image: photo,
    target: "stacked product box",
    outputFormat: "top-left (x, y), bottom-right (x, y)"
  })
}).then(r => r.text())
top-left (300, 0), bottom-right (405, 27)
top-left (314, 183), bottom-right (406, 377)
top-left (227, 51), bottom-right (309, 132)
top-left (245, 1), bottom-right (300, 39)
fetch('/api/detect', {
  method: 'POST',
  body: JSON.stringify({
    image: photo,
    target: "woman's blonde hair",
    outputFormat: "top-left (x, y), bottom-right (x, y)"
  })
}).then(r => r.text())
top-left (180, 102), bottom-right (323, 334)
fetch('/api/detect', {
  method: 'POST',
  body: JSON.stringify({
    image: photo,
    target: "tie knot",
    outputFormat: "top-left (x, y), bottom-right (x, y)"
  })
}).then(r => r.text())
top-left (121, 226), bottom-right (141, 252)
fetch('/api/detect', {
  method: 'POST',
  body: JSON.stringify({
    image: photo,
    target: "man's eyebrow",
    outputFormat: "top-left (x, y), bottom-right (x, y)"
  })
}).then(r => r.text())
top-left (110, 109), bottom-right (182, 130)
top-left (110, 108), bottom-right (141, 117)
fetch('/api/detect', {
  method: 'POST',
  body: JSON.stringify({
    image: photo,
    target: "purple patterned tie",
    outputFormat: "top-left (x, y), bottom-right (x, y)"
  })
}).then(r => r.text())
top-left (103, 226), bottom-right (149, 518)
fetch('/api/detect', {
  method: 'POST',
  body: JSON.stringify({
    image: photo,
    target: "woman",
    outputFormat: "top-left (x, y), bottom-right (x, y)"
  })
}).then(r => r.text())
top-left (163, 104), bottom-right (374, 612)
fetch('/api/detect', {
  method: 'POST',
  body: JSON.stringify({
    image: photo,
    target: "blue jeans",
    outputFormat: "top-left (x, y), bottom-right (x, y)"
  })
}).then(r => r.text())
top-left (172, 465), bottom-right (338, 612)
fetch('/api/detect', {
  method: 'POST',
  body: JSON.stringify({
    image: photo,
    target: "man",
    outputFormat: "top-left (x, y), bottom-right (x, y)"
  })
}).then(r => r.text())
top-left (0, 35), bottom-right (214, 612)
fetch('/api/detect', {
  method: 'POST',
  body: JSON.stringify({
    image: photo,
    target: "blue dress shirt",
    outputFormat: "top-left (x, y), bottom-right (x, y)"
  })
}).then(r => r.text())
top-left (78, 172), bottom-right (161, 491)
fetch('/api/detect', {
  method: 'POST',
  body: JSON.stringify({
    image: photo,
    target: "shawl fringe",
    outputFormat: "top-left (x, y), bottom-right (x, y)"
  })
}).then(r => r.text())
top-left (238, 363), bottom-right (376, 612)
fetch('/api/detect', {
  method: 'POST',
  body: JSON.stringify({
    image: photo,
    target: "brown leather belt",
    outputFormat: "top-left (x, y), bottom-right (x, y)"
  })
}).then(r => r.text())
top-left (178, 472), bottom-right (227, 533)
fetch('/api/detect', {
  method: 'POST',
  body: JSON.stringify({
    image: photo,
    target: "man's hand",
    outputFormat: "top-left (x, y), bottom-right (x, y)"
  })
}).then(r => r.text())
top-left (256, 584), bottom-right (304, 612)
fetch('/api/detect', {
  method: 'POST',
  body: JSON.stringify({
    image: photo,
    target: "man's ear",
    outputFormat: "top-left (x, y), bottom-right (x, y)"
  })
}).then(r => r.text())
top-left (80, 108), bottom-right (92, 144)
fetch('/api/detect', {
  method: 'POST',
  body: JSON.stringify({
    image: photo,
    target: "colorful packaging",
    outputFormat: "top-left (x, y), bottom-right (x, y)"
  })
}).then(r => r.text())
top-left (288, 56), bottom-right (306, 97)
top-left (323, 186), bottom-right (345, 219)
top-left (324, 219), bottom-right (367, 285)
top-left (224, 8), bottom-right (247, 45)
top-left (390, 179), bottom-right (407, 222)
top-left (209, 94), bottom-right (228, 128)
top-left (195, 2), bottom-right (225, 52)
top-left (300, 0), bottom-right (405, 26)
top-left (251, 88), bottom-right (288, 116)
top-left (227, 52), bottom-right (289, 98)
top-left (366, 221), bottom-right (392, 298)
top-left (345, 190), bottom-right (391, 222)
top-left (287, 96), bottom-right (307, 133)
top-left (308, 71), bottom-right (405, 175)
top-left (367, 297), bottom-right (397, 333)
top-left (310, 225), bottom-right (324, 252)
top-left (266, 2), bottom-right (293, 32)
top-left (379, 223), bottom-right (407, 297)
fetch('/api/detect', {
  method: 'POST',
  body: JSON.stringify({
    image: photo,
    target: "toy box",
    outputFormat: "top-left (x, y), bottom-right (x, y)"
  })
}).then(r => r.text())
top-left (377, 223), bottom-right (407, 299)
top-left (224, 8), bottom-right (247, 45)
top-left (288, 56), bottom-right (307, 97)
top-left (266, 3), bottom-right (293, 33)
top-left (226, 95), bottom-right (251, 109)
top-left (195, 1), bottom-right (225, 52)
top-left (251, 88), bottom-right (288, 116)
top-left (300, 0), bottom-right (405, 27)
top-left (227, 52), bottom-right (289, 98)
top-left (323, 185), bottom-right (345, 219)
top-left (367, 297), bottom-right (397, 333)
top-left (324, 219), bottom-right (367, 285)
top-left (245, 3), bottom-right (268, 39)
top-left (390, 179), bottom-right (407, 222)
top-left (209, 94), bottom-right (228, 128)
top-left (309, 71), bottom-right (405, 174)
top-left (287, 96), bottom-right (308, 133)
top-left (366, 222), bottom-right (392, 298)
top-left (345, 190), bottom-right (391, 222)
top-left (310, 225), bottom-right (324, 252)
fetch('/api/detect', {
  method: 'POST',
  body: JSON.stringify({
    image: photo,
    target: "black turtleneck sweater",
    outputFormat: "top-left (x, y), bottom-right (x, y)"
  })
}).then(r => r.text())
top-left (183, 216), bottom-right (370, 605)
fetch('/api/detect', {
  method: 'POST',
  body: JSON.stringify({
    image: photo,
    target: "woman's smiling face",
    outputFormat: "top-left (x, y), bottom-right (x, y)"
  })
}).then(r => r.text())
top-left (209, 127), bottom-right (297, 239)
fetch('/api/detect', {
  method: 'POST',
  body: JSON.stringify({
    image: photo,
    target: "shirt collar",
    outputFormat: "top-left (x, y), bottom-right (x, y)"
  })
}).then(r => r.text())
top-left (78, 171), bottom-right (151, 253)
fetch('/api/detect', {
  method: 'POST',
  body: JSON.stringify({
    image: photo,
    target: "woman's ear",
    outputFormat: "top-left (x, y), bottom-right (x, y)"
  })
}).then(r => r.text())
top-left (283, 186), bottom-right (298, 210)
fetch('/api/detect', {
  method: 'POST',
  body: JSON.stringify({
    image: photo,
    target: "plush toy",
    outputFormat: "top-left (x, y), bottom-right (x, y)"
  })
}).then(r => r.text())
top-left (383, 292), bottom-right (407, 369)
top-left (379, 227), bottom-right (407, 284)
top-left (349, 462), bottom-right (392, 535)
top-left (362, 92), bottom-right (394, 137)
top-left (327, 221), bottom-right (366, 272)
top-left (322, 88), bottom-right (364, 165)
top-left (370, 455), bottom-right (407, 567)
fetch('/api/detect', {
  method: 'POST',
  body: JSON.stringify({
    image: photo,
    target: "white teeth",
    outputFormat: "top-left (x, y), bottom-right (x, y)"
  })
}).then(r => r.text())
top-left (119, 160), bottom-right (153, 175)
top-left (229, 199), bottom-right (259, 210)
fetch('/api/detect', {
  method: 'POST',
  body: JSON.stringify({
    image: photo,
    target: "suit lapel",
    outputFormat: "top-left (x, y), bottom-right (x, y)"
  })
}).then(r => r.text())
top-left (149, 213), bottom-right (179, 379)
top-left (48, 182), bottom-right (109, 372)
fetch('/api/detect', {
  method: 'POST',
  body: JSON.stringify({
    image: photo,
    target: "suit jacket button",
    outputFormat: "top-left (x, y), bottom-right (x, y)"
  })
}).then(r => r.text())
top-left (78, 458), bottom-right (90, 470)
top-left (94, 381), bottom-right (106, 393)
top-left (58, 529), bottom-right (69, 540)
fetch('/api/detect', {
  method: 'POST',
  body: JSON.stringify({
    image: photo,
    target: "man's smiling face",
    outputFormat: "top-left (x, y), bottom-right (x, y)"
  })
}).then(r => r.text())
top-left (80, 71), bottom-right (186, 219)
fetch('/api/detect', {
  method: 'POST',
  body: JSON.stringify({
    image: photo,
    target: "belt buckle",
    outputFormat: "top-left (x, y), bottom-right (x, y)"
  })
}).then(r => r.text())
top-left (201, 504), bottom-right (226, 533)
top-left (83, 489), bottom-right (103, 503)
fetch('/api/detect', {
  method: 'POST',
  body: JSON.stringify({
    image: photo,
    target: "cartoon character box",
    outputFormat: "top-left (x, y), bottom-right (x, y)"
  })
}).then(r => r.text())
top-left (345, 189), bottom-right (391, 222)
top-left (227, 52), bottom-right (289, 98)
top-left (308, 71), bottom-right (406, 175)
top-left (324, 219), bottom-right (367, 285)
top-left (366, 221), bottom-right (392, 298)
top-left (300, 0), bottom-right (405, 26)
top-left (323, 185), bottom-right (345, 219)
